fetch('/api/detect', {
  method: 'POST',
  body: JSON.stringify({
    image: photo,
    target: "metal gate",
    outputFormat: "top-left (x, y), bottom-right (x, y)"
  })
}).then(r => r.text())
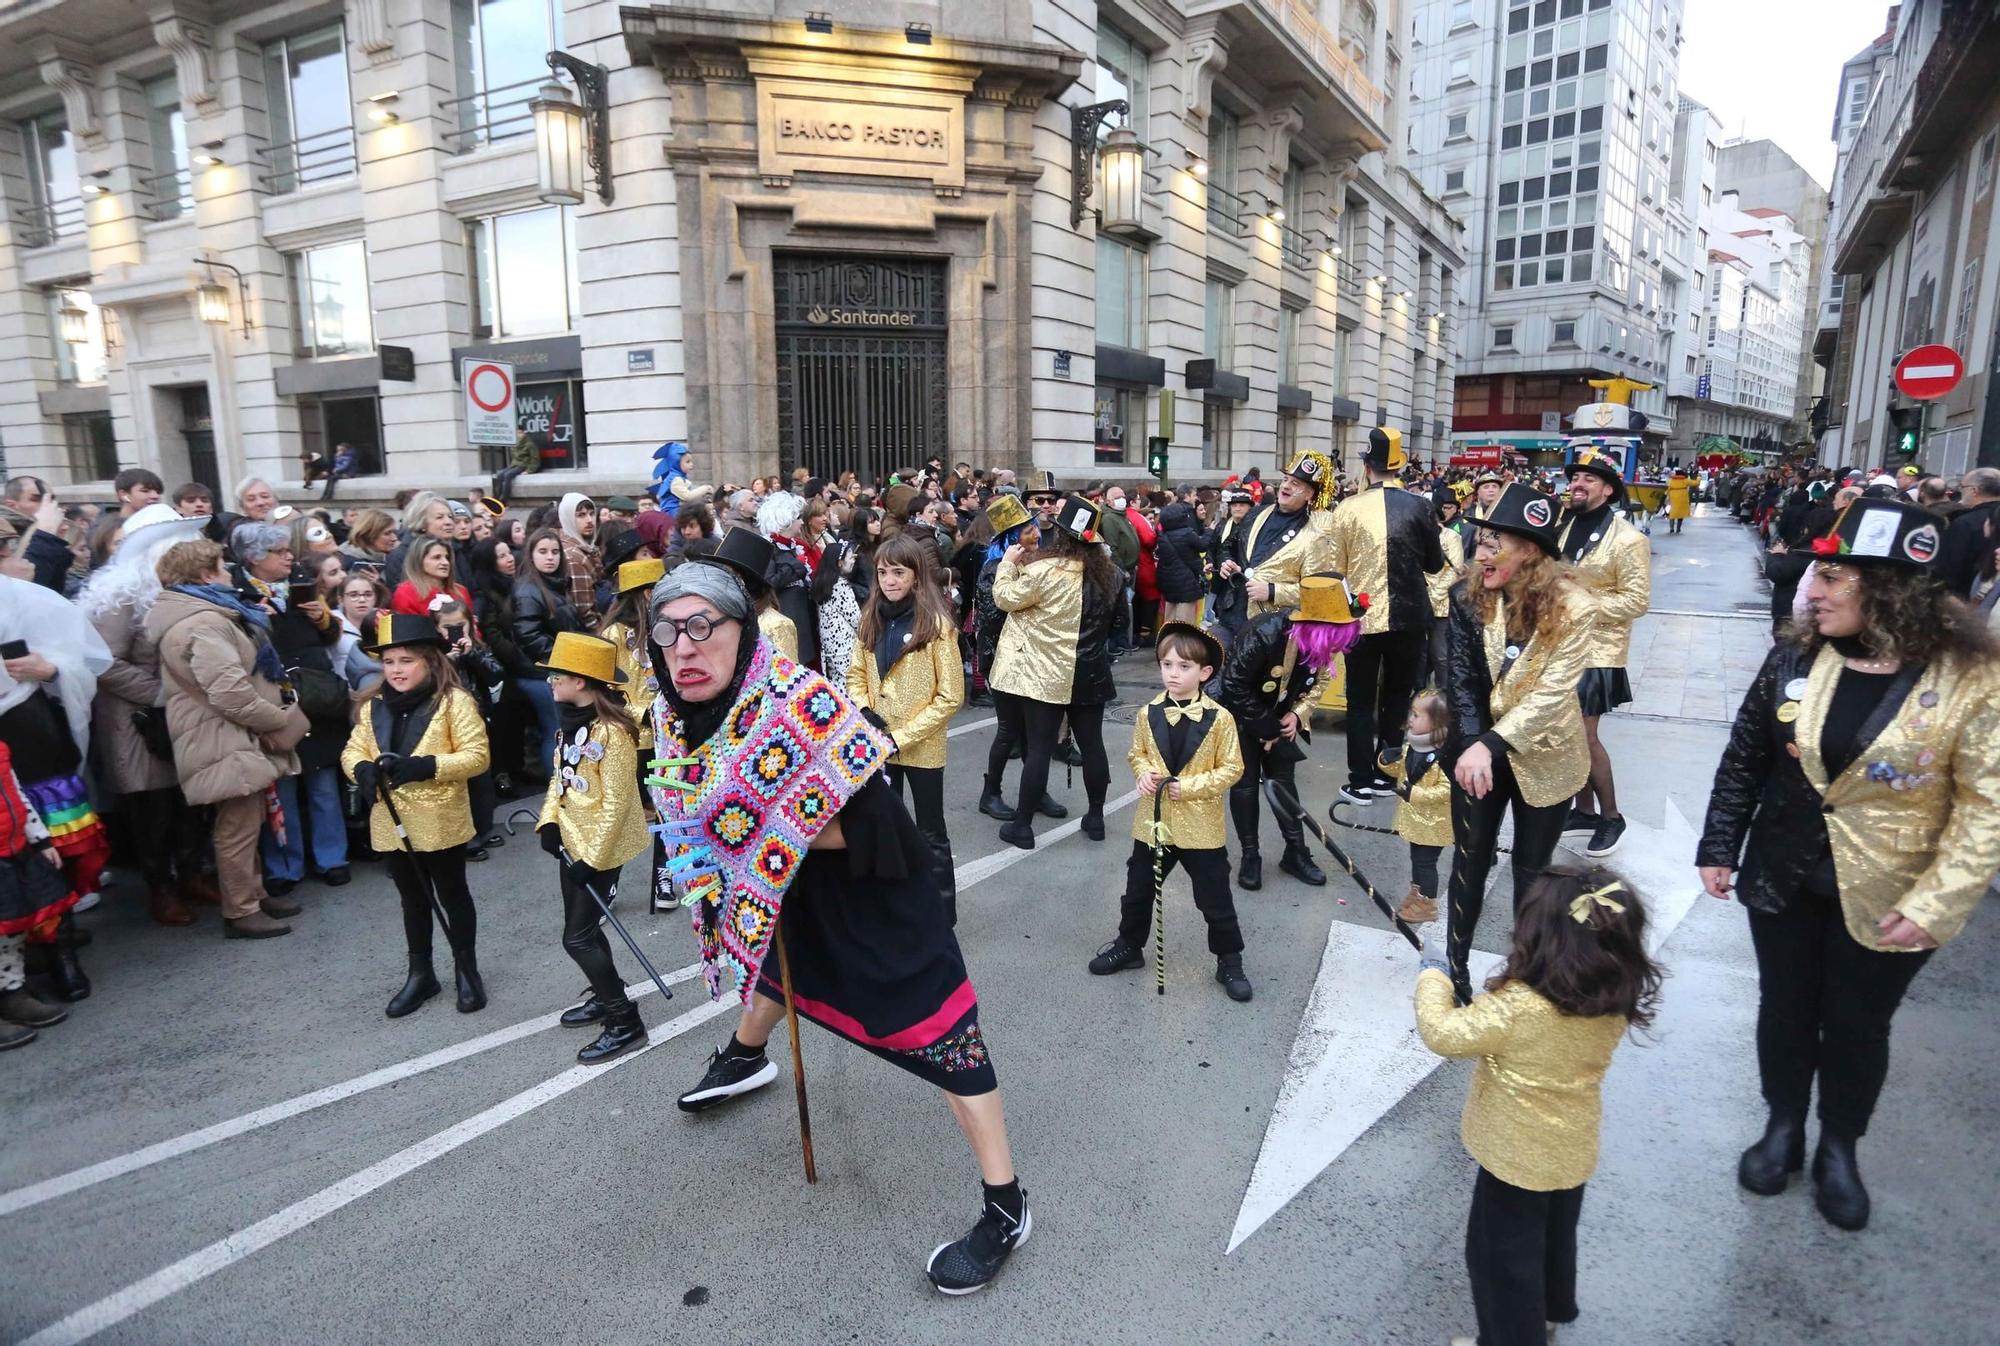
top-left (774, 253), bottom-right (948, 483)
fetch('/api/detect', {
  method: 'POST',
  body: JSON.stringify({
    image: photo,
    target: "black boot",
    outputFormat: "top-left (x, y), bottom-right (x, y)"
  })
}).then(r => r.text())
top-left (1237, 849), bottom-right (1262, 891)
top-left (455, 955), bottom-right (487, 1014)
top-left (578, 1002), bottom-right (646, 1064)
top-left (1737, 1109), bottom-right (1806, 1196)
top-left (1088, 938), bottom-right (1144, 975)
top-left (997, 820), bottom-right (1036, 850)
top-left (1080, 810), bottom-right (1105, 841)
top-left (978, 788), bottom-right (1016, 822)
top-left (386, 963), bottom-right (441, 1018)
top-left (561, 993), bottom-right (609, 1026)
top-left (51, 915), bottom-right (91, 1002)
top-left (1215, 954), bottom-right (1253, 1002)
top-left (1278, 843), bottom-right (1326, 886)
top-left (1811, 1131), bottom-right (1870, 1231)
top-left (1035, 793), bottom-right (1068, 819)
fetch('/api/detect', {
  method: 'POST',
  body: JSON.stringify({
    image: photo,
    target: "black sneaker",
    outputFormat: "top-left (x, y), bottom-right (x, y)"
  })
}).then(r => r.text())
top-left (1561, 806), bottom-right (1600, 838)
top-left (926, 1196), bottom-right (1032, 1295)
top-left (1585, 815), bottom-right (1627, 858)
top-left (1368, 774), bottom-right (1395, 794)
top-left (1337, 783), bottom-right (1375, 805)
top-left (676, 1044), bottom-right (779, 1112)
top-left (1088, 938), bottom-right (1144, 975)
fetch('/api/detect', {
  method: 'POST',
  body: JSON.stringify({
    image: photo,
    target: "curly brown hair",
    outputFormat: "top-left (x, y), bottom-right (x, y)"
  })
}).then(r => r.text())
top-left (1470, 538), bottom-right (1576, 648)
top-left (1792, 563), bottom-right (1996, 664)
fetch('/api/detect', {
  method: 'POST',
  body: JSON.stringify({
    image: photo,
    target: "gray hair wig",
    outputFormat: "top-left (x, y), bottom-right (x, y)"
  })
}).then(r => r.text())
top-left (652, 558), bottom-right (750, 623)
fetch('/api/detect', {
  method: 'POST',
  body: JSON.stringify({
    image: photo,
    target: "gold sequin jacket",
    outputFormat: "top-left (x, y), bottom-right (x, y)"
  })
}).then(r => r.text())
top-left (990, 557), bottom-right (1083, 703)
top-left (537, 715), bottom-right (649, 872)
top-left (1699, 641), bottom-right (2000, 950)
top-left (601, 621), bottom-right (660, 752)
top-left (1241, 504), bottom-right (1335, 619)
top-left (1329, 483), bottom-right (1449, 634)
top-left (759, 608), bottom-right (798, 661)
top-left (845, 625), bottom-right (964, 770)
top-left (1415, 969), bottom-right (1628, 1191)
top-left (1431, 526), bottom-right (1465, 620)
top-left (1381, 746), bottom-right (1452, 847)
top-left (340, 686), bottom-right (491, 853)
top-left (1444, 581), bottom-right (1594, 808)
top-left (1128, 693), bottom-right (1244, 849)
top-left (1557, 511), bottom-right (1650, 668)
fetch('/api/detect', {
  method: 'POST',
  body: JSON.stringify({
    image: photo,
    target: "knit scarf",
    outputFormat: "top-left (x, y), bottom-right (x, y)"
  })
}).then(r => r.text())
top-left (171, 583), bottom-right (284, 682)
top-left (647, 637), bottom-right (894, 1001)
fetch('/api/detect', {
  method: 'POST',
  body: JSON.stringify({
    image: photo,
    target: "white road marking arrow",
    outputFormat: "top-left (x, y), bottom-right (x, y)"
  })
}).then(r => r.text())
top-left (1227, 798), bottom-right (1699, 1253)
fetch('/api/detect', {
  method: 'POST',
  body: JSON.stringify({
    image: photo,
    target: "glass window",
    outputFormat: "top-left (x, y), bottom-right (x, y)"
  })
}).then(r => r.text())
top-left (1095, 235), bottom-right (1147, 349)
top-left (1571, 253), bottom-right (1592, 282)
top-left (262, 24), bottom-right (354, 192)
top-left (1495, 238), bottom-right (1516, 261)
top-left (1544, 257), bottom-right (1565, 284)
top-left (1093, 384), bottom-right (1140, 464)
top-left (1447, 112), bottom-right (1469, 140)
top-left (1499, 181), bottom-right (1520, 205)
top-left (290, 239), bottom-right (374, 357)
top-left (1509, 7), bottom-right (1530, 35)
top-left (1531, 59), bottom-right (1553, 85)
top-left (1444, 169), bottom-right (1466, 192)
top-left (1576, 166), bottom-right (1599, 192)
top-left (1534, 0), bottom-right (1556, 22)
top-left (469, 205), bottom-right (582, 338)
top-left (1504, 66), bottom-right (1526, 92)
top-left (1449, 57), bottom-right (1472, 84)
top-left (1520, 235), bottom-right (1542, 259)
top-left (1204, 277), bottom-right (1236, 368)
top-left (45, 288), bottom-right (107, 383)
top-left (1205, 399), bottom-right (1235, 470)
top-left (64, 412), bottom-right (118, 482)
top-left (1494, 265), bottom-right (1514, 291)
top-left (142, 76), bottom-right (192, 221)
top-left (1502, 124), bottom-right (1523, 149)
top-left (1519, 261), bottom-right (1539, 286)
top-left (1493, 325), bottom-right (1515, 348)
top-left (1206, 107), bottom-right (1239, 228)
top-left (20, 111), bottom-right (80, 245)
top-left (1530, 89), bottom-right (1551, 116)
top-left (450, 0), bottom-right (565, 148)
top-left (1451, 0), bottom-right (1477, 28)
top-left (1278, 305), bottom-right (1301, 385)
top-left (1553, 319), bottom-right (1576, 344)
top-left (1095, 21), bottom-right (1148, 136)
top-left (1583, 43), bottom-right (1607, 72)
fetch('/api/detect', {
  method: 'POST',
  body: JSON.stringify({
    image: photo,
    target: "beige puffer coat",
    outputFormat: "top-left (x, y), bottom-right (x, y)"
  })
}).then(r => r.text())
top-left (143, 589), bottom-right (304, 806)
top-left (88, 599), bottom-right (179, 796)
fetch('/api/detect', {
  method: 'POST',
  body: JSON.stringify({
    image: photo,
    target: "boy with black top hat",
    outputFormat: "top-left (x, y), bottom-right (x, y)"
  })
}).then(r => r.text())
top-left (1557, 447), bottom-right (1652, 859)
top-left (1330, 426), bottom-right (1448, 804)
top-left (1089, 622), bottom-right (1250, 1000)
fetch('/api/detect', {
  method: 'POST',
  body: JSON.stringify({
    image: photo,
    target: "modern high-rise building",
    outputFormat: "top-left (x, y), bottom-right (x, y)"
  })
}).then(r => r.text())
top-left (1715, 139), bottom-right (1829, 440)
top-left (0, 0), bottom-right (1461, 505)
top-left (1411, 0), bottom-right (1685, 466)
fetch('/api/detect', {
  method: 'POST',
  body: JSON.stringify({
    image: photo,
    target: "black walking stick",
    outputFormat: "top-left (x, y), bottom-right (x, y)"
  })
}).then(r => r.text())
top-left (374, 763), bottom-right (460, 949)
top-left (1264, 778), bottom-right (1422, 949)
top-left (1329, 800), bottom-right (1511, 855)
top-left (503, 805), bottom-right (675, 1008)
top-left (1147, 784), bottom-right (1171, 995)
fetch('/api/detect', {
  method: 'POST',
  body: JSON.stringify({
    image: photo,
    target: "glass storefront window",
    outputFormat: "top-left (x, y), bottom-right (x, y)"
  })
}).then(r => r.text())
top-left (142, 76), bottom-right (192, 220)
top-left (63, 412), bottom-right (117, 481)
top-left (468, 206), bottom-right (581, 337)
top-left (514, 380), bottom-right (588, 469)
top-left (290, 240), bottom-right (374, 356)
top-left (45, 288), bottom-right (107, 383)
top-left (1094, 384), bottom-right (1139, 465)
top-left (1204, 398), bottom-right (1234, 471)
top-left (262, 24), bottom-right (354, 192)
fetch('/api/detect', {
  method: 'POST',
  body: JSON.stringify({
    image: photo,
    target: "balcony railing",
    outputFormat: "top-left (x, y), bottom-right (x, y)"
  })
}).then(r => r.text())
top-left (9, 197), bottom-right (85, 249)
top-left (1247, 0), bottom-right (1389, 125)
top-left (254, 125), bottom-right (357, 195)
top-left (442, 75), bottom-right (567, 154)
top-left (139, 168), bottom-right (194, 222)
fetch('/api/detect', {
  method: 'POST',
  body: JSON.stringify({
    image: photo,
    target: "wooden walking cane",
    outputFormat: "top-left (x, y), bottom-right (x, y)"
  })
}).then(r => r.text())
top-left (774, 924), bottom-right (817, 1184)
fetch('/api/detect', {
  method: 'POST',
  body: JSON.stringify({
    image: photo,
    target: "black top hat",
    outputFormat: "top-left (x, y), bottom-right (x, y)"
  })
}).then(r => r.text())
top-left (1431, 483), bottom-right (1460, 516)
top-left (1477, 483), bottom-right (1562, 556)
top-left (1052, 494), bottom-right (1101, 543)
top-left (360, 611), bottom-right (448, 655)
top-left (694, 527), bottom-right (776, 596)
top-left (1154, 620), bottom-right (1223, 674)
top-left (1364, 426), bottom-right (1407, 472)
top-left (1813, 498), bottom-right (1944, 570)
top-left (1566, 446), bottom-right (1627, 495)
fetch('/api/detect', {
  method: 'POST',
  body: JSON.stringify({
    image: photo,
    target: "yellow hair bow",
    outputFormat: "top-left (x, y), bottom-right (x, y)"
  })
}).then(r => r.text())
top-left (1569, 882), bottom-right (1627, 924)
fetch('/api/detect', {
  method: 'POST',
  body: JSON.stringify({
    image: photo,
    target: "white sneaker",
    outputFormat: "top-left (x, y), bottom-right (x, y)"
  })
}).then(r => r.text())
top-left (73, 891), bottom-right (101, 913)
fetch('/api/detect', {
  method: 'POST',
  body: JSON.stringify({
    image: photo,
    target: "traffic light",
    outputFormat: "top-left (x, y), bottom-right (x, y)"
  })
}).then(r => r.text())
top-left (1888, 405), bottom-right (1923, 459)
top-left (1147, 436), bottom-right (1170, 479)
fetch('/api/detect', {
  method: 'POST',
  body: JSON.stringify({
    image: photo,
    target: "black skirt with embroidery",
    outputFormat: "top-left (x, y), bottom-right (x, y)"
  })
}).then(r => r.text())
top-left (752, 774), bottom-right (996, 1095)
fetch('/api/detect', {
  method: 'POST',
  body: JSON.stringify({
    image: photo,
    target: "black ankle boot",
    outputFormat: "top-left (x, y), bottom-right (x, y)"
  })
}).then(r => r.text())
top-left (1215, 954), bottom-right (1253, 1002)
top-left (1035, 793), bottom-right (1067, 819)
top-left (1811, 1131), bottom-right (1869, 1230)
top-left (978, 789), bottom-right (1015, 821)
top-left (51, 916), bottom-right (91, 1002)
top-left (997, 819), bottom-right (1035, 850)
top-left (455, 957), bottom-right (487, 1014)
top-left (561, 993), bottom-right (608, 1026)
top-left (1278, 843), bottom-right (1326, 886)
top-left (578, 1004), bottom-right (646, 1064)
top-left (1081, 810), bottom-right (1105, 840)
top-left (1737, 1109), bottom-right (1806, 1196)
top-left (386, 965), bottom-right (441, 1018)
top-left (1237, 849), bottom-right (1262, 890)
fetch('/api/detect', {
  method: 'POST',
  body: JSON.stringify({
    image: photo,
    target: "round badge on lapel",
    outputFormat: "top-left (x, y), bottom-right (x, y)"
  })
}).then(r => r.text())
top-left (1504, 644), bottom-right (1521, 660)
top-left (1776, 702), bottom-right (1800, 723)
top-left (1785, 677), bottom-right (1808, 700)
top-left (1919, 690), bottom-right (1939, 708)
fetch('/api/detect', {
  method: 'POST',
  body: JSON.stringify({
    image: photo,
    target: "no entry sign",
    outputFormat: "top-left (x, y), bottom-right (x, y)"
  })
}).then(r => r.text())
top-left (1894, 344), bottom-right (1964, 401)
top-left (463, 358), bottom-right (516, 446)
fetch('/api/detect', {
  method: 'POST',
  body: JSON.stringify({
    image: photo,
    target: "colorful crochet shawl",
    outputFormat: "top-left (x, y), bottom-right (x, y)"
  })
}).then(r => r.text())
top-left (648, 637), bottom-right (893, 1002)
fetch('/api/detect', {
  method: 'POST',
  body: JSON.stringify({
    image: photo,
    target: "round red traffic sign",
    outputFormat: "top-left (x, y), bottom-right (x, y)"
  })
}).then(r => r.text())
top-left (1894, 344), bottom-right (1964, 401)
top-left (467, 362), bottom-right (513, 412)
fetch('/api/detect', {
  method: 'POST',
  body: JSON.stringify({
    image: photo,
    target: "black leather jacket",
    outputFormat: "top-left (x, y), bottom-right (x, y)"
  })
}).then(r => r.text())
top-left (768, 545), bottom-right (821, 669)
top-left (1440, 578), bottom-right (1504, 768)
top-left (973, 555), bottom-right (1005, 677)
top-left (1215, 611), bottom-right (1311, 741)
top-left (1375, 485), bottom-right (1449, 631)
top-left (1153, 503), bottom-right (1209, 603)
top-left (1698, 640), bottom-right (1925, 914)
top-left (511, 576), bottom-right (581, 665)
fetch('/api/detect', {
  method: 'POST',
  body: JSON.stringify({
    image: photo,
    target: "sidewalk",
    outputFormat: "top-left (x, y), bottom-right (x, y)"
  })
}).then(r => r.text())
top-left (1622, 507), bottom-right (1773, 724)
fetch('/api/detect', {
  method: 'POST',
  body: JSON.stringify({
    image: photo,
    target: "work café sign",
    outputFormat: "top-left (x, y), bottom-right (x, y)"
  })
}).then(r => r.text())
top-left (757, 80), bottom-right (964, 190)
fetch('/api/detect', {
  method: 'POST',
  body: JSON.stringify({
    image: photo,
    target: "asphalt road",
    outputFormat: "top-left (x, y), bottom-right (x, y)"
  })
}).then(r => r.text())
top-left (5, 506), bottom-right (1995, 1346)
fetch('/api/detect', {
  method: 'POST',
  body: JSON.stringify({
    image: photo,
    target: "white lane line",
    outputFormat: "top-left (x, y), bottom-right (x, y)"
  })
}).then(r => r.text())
top-left (946, 715), bottom-right (996, 738)
top-left (0, 961), bottom-right (702, 1219)
top-left (953, 789), bottom-right (1141, 889)
top-left (16, 994), bottom-right (735, 1346)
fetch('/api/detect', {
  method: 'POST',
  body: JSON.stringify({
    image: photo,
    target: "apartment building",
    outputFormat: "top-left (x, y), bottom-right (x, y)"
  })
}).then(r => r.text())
top-left (1716, 139), bottom-right (1829, 438)
top-left (1411, 0), bottom-right (1685, 466)
top-left (1677, 194), bottom-right (1813, 459)
top-left (0, 0), bottom-right (1459, 503)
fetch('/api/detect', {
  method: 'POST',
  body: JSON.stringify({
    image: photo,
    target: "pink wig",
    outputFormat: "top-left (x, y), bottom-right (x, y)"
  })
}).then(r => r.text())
top-left (1293, 619), bottom-right (1360, 670)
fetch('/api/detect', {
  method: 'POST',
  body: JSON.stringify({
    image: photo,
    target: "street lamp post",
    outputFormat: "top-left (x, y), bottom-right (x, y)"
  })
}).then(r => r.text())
top-left (535, 52), bottom-right (613, 206)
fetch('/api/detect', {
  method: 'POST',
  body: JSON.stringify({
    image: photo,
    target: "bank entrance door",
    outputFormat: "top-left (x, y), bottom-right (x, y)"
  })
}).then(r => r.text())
top-left (774, 253), bottom-right (947, 484)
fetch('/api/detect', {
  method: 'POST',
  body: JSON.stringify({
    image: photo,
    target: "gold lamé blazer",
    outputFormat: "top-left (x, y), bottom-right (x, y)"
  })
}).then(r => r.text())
top-left (1477, 587), bottom-right (1595, 807)
top-left (1557, 511), bottom-right (1651, 668)
top-left (537, 717), bottom-right (649, 872)
top-left (845, 626), bottom-right (964, 770)
top-left (990, 556), bottom-right (1083, 703)
top-left (1241, 505), bottom-right (1335, 619)
top-left (1127, 693), bottom-right (1244, 850)
top-left (341, 686), bottom-right (491, 853)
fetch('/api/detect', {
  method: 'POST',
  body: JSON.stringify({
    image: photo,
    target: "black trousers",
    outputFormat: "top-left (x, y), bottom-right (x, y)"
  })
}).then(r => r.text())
top-left (1227, 737), bottom-right (1307, 859)
top-left (123, 786), bottom-right (208, 890)
top-left (560, 859), bottom-right (631, 1013)
top-left (468, 770), bottom-right (496, 839)
top-left (1016, 699), bottom-right (1108, 818)
top-left (1444, 756), bottom-right (1568, 1001)
top-left (1118, 840), bottom-right (1243, 956)
top-left (984, 690), bottom-right (1026, 796)
top-left (1344, 628), bottom-right (1427, 787)
top-left (1410, 842), bottom-right (1444, 900)
top-left (1746, 889), bottom-right (1934, 1137)
top-left (1465, 1166), bottom-right (1584, 1346)
top-left (888, 763), bottom-right (957, 923)
top-left (384, 846), bottom-right (478, 966)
